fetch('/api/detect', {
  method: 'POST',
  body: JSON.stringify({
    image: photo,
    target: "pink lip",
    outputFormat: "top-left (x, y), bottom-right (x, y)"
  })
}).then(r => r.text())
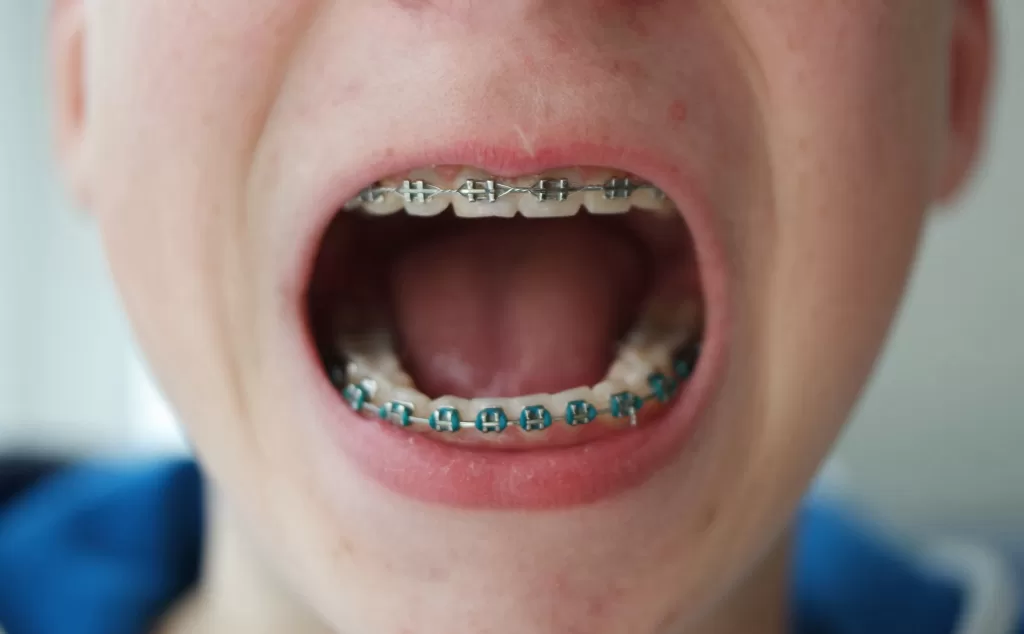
top-left (290, 142), bottom-right (730, 510)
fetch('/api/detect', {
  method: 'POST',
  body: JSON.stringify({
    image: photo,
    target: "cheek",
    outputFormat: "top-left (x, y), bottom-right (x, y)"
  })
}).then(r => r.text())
top-left (736, 2), bottom-right (947, 458)
top-left (86, 1), bottom-right (313, 193)
top-left (84, 1), bottom-right (318, 447)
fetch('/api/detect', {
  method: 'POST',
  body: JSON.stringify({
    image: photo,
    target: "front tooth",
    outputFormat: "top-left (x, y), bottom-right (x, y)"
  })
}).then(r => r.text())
top-left (451, 171), bottom-right (518, 218)
top-left (452, 195), bottom-right (518, 219)
top-left (518, 194), bottom-right (583, 218)
top-left (465, 397), bottom-right (513, 432)
top-left (463, 395), bottom-right (556, 434)
top-left (507, 394), bottom-right (557, 434)
top-left (518, 169), bottom-right (584, 218)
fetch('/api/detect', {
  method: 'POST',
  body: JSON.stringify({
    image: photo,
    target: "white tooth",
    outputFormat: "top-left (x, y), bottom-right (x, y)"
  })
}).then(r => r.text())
top-left (592, 379), bottom-right (642, 425)
top-left (397, 168), bottom-right (454, 217)
top-left (573, 170), bottom-right (629, 215)
top-left (346, 366), bottom-right (392, 402)
top-left (620, 329), bottom-right (674, 372)
top-left (425, 168), bottom-right (503, 219)
top-left (404, 194), bottom-right (452, 217)
top-left (549, 386), bottom-right (597, 422)
top-left (517, 168), bottom-right (583, 218)
top-left (465, 397), bottom-right (509, 431)
top-left (637, 345), bottom-right (673, 377)
top-left (592, 379), bottom-right (630, 404)
top-left (517, 194), bottom-right (583, 218)
top-left (508, 393), bottom-right (556, 432)
top-left (387, 368), bottom-right (416, 389)
top-left (583, 187), bottom-right (632, 215)
top-left (382, 386), bottom-right (432, 424)
top-left (450, 173), bottom-right (518, 218)
top-left (362, 192), bottom-right (404, 216)
top-left (338, 331), bottom-right (415, 389)
top-left (348, 360), bottom-right (415, 392)
top-left (632, 187), bottom-right (673, 213)
top-left (452, 196), bottom-right (519, 218)
top-left (427, 396), bottom-right (472, 428)
top-left (607, 351), bottom-right (656, 391)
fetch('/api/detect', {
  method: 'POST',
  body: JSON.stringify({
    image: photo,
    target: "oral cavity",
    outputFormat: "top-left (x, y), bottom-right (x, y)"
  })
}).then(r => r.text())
top-left (309, 166), bottom-right (704, 436)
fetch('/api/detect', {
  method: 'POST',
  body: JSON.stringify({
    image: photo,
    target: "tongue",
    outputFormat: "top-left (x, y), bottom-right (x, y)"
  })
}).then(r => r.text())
top-left (390, 217), bottom-right (647, 398)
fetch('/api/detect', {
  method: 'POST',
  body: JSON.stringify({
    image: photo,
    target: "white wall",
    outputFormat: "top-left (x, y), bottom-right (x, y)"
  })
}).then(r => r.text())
top-left (0, 1), bottom-right (164, 453)
top-left (0, 2), bottom-right (1021, 549)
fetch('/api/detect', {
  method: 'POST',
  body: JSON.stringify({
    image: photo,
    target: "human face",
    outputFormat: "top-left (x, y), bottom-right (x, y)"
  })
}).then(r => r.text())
top-left (53, 1), bottom-right (990, 632)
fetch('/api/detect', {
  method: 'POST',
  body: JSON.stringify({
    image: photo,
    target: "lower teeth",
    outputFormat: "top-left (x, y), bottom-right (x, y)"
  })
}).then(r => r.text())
top-left (324, 310), bottom-right (702, 434)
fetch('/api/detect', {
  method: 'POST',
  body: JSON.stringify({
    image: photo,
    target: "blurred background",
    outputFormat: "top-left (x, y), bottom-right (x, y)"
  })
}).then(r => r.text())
top-left (1, 0), bottom-right (1021, 563)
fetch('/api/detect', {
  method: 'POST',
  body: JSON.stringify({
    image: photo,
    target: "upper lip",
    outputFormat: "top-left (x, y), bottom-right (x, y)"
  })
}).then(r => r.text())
top-left (287, 133), bottom-right (730, 450)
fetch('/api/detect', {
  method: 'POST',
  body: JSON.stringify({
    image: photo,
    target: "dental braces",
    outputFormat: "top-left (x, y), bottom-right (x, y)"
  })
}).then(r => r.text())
top-left (348, 177), bottom-right (665, 206)
top-left (328, 340), bottom-right (700, 434)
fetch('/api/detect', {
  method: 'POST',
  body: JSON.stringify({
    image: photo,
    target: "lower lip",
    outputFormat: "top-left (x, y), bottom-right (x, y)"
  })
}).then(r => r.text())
top-left (308, 309), bottom-right (724, 509)
top-left (295, 147), bottom-right (728, 509)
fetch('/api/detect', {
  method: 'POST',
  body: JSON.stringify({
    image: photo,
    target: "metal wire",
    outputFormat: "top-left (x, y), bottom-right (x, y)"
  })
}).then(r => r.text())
top-left (348, 177), bottom-right (665, 207)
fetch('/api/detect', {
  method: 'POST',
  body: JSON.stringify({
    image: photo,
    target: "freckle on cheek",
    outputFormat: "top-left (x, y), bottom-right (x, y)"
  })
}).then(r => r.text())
top-left (609, 59), bottom-right (648, 82)
top-left (341, 80), bottom-right (366, 100)
top-left (593, 0), bottom-right (651, 37)
top-left (668, 100), bottom-right (688, 125)
top-left (549, 33), bottom-right (572, 55)
top-left (390, 0), bottom-right (430, 11)
top-left (625, 13), bottom-right (649, 37)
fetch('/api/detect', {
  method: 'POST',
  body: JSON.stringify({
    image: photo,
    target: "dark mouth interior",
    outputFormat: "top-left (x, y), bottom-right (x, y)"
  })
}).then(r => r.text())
top-left (307, 203), bottom-right (702, 400)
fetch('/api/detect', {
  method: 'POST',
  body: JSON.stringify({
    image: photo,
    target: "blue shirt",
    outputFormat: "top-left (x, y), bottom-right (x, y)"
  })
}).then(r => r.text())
top-left (0, 460), bottom-right (1019, 634)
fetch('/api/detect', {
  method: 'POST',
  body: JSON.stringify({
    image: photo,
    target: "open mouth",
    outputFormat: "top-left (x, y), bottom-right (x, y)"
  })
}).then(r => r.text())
top-left (306, 166), bottom-right (705, 449)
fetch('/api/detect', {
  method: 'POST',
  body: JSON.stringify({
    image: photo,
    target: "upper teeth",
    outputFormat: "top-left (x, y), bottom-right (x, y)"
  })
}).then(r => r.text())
top-left (345, 173), bottom-right (672, 219)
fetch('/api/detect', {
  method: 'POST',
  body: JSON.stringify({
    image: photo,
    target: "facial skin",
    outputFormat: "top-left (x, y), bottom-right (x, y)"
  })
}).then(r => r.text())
top-left (51, 1), bottom-right (992, 633)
